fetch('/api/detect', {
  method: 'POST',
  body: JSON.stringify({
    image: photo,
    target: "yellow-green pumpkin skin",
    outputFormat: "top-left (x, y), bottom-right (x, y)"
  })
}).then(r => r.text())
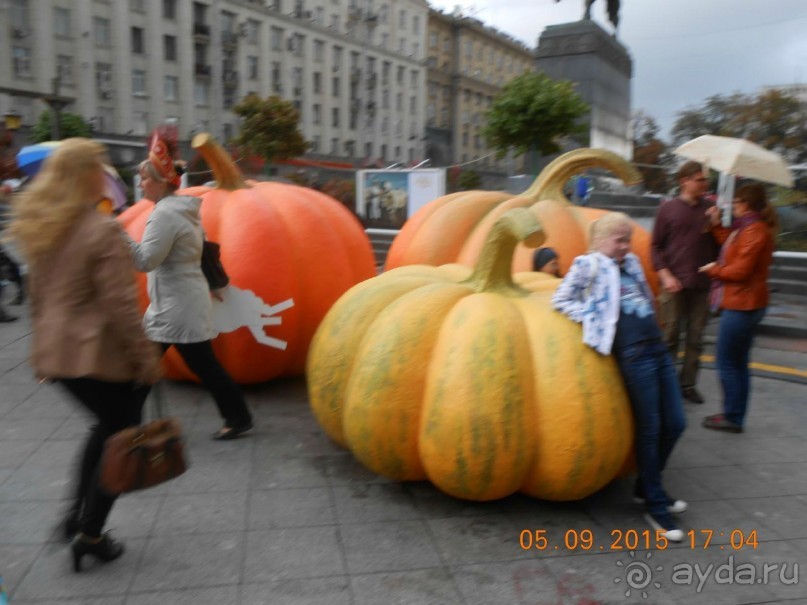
top-left (307, 210), bottom-right (634, 502)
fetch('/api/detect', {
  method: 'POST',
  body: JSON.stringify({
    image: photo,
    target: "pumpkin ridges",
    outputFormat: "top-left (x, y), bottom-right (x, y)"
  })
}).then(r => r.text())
top-left (262, 183), bottom-right (374, 374)
top-left (308, 273), bottom-right (446, 445)
top-left (342, 282), bottom-right (473, 480)
top-left (419, 292), bottom-right (536, 501)
top-left (455, 196), bottom-right (535, 268)
top-left (388, 191), bottom-right (514, 269)
top-left (385, 190), bottom-right (481, 269)
top-left (516, 292), bottom-right (632, 500)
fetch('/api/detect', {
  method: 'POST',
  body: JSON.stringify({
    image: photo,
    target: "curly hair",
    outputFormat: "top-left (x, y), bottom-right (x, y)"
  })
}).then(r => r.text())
top-left (9, 138), bottom-right (108, 263)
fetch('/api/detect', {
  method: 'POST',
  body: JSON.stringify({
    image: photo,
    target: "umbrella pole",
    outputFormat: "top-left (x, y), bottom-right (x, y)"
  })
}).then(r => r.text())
top-left (717, 172), bottom-right (735, 227)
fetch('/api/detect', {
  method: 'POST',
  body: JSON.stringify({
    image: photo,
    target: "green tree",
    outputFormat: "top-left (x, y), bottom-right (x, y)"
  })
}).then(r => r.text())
top-left (632, 110), bottom-right (671, 193)
top-left (31, 110), bottom-right (91, 142)
top-left (457, 169), bottom-right (482, 190)
top-left (231, 94), bottom-right (309, 163)
top-left (482, 72), bottom-right (589, 160)
top-left (671, 90), bottom-right (807, 162)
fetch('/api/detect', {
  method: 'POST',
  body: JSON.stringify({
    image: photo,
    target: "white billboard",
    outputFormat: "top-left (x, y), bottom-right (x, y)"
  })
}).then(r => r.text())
top-left (356, 168), bottom-right (446, 230)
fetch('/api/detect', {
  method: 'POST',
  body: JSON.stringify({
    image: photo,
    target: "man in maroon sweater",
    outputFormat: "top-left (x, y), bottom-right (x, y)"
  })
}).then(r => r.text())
top-left (651, 161), bottom-right (719, 404)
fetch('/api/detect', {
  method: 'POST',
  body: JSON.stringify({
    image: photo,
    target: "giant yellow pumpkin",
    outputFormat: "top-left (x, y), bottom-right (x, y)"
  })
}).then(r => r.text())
top-left (119, 133), bottom-right (376, 384)
top-left (386, 148), bottom-right (659, 293)
top-left (308, 208), bottom-right (633, 501)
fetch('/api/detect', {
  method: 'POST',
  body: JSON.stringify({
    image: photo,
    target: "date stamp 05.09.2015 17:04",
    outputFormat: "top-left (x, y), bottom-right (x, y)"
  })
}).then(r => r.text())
top-left (518, 528), bottom-right (760, 552)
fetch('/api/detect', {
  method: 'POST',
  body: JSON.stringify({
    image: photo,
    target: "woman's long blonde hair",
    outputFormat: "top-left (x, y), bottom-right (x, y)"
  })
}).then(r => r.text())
top-left (10, 138), bottom-right (108, 263)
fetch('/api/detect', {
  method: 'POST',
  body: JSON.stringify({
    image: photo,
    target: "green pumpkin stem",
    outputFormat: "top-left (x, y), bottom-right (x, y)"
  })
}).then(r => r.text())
top-left (464, 208), bottom-right (545, 296)
top-left (191, 133), bottom-right (250, 191)
top-left (523, 148), bottom-right (643, 206)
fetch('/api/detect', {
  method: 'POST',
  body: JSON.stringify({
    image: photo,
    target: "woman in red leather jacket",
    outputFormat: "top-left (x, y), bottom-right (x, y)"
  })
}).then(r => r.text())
top-left (698, 183), bottom-right (777, 433)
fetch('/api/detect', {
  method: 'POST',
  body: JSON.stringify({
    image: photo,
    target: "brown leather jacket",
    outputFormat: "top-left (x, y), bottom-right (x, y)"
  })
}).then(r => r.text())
top-left (29, 208), bottom-right (161, 382)
top-left (707, 221), bottom-right (774, 311)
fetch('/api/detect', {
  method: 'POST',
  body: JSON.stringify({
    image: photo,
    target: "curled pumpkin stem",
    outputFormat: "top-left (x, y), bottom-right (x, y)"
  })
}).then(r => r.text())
top-left (464, 208), bottom-right (545, 296)
top-left (191, 133), bottom-right (250, 191)
top-left (524, 148), bottom-right (643, 206)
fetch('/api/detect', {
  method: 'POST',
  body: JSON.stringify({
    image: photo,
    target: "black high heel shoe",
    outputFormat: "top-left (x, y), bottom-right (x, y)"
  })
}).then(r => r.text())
top-left (71, 533), bottom-right (124, 572)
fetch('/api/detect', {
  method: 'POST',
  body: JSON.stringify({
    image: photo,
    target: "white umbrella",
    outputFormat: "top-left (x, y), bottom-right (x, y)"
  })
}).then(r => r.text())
top-left (673, 135), bottom-right (794, 187)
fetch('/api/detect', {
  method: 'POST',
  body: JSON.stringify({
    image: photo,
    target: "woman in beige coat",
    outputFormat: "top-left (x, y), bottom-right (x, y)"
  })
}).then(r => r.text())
top-left (10, 138), bottom-right (162, 572)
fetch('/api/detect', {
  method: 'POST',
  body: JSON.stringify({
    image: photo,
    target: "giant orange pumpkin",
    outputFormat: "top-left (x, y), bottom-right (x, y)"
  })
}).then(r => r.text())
top-left (386, 148), bottom-right (659, 293)
top-left (308, 208), bottom-right (634, 502)
top-left (119, 133), bottom-right (376, 384)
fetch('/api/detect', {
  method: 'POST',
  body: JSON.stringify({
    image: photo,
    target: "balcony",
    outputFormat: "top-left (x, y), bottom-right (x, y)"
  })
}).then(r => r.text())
top-left (223, 69), bottom-right (239, 88)
top-left (221, 30), bottom-right (238, 48)
top-left (194, 63), bottom-right (212, 78)
top-left (193, 23), bottom-right (211, 41)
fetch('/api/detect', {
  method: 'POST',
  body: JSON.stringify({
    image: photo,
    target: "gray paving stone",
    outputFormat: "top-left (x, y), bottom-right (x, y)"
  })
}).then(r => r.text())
top-left (332, 483), bottom-right (421, 524)
top-left (410, 482), bottom-right (509, 517)
top-left (21, 439), bottom-right (82, 469)
top-left (451, 560), bottom-right (563, 605)
top-left (12, 538), bottom-right (146, 600)
top-left (241, 576), bottom-right (352, 605)
top-left (153, 491), bottom-right (248, 535)
top-left (351, 568), bottom-right (463, 605)
top-left (0, 439), bottom-right (39, 468)
top-left (0, 417), bottom-right (63, 441)
top-left (0, 544), bottom-right (41, 597)
top-left (729, 496), bottom-right (807, 541)
top-left (250, 455), bottom-right (331, 489)
top-left (0, 500), bottom-right (67, 544)
top-left (340, 520), bottom-right (442, 574)
top-left (248, 487), bottom-right (335, 529)
top-left (166, 456), bottom-right (251, 495)
top-left (129, 533), bottom-right (243, 592)
top-left (105, 493), bottom-right (165, 540)
top-left (243, 527), bottom-right (346, 582)
top-left (4, 598), bottom-right (125, 605)
top-left (0, 466), bottom-right (71, 501)
top-left (683, 465), bottom-right (791, 500)
top-left (125, 586), bottom-right (240, 605)
top-left (427, 515), bottom-right (522, 566)
top-left (325, 455), bottom-right (393, 486)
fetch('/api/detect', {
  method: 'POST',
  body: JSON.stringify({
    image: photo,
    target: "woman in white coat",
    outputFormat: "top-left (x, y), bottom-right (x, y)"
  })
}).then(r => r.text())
top-left (129, 133), bottom-right (253, 440)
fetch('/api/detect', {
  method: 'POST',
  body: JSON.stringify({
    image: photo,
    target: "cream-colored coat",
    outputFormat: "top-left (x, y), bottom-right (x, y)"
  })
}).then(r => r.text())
top-left (29, 208), bottom-right (160, 382)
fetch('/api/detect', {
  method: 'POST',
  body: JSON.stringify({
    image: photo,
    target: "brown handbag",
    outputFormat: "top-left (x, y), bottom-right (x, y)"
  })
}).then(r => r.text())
top-left (99, 384), bottom-right (188, 495)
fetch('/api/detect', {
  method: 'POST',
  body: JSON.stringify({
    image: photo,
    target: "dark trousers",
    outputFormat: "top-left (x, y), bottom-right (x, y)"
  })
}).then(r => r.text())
top-left (59, 378), bottom-right (150, 537)
top-left (161, 340), bottom-right (251, 427)
top-left (659, 288), bottom-right (710, 390)
top-left (615, 340), bottom-right (686, 517)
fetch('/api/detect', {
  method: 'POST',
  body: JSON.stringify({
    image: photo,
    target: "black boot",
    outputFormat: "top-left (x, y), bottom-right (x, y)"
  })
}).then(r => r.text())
top-left (55, 506), bottom-right (82, 543)
top-left (71, 533), bottom-right (125, 572)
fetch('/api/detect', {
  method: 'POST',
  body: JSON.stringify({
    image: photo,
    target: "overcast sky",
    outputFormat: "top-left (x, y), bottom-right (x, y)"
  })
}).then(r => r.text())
top-left (428, 0), bottom-right (807, 140)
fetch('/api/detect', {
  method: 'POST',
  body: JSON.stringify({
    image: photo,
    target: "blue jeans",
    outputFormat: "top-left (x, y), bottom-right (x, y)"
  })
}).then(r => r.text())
top-left (615, 340), bottom-right (686, 517)
top-left (716, 308), bottom-right (766, 427)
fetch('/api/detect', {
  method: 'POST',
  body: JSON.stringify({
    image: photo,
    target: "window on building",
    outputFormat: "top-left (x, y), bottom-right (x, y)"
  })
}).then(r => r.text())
top-left (333, 46), bottom-right (343, 71)
top-left (331, 138), bottom-right (339, 155)
top-left (332, 76), bottom-right (340, 97)
top-left (410, 96), bottom-right (416, 115)
top-left (133, 111), bottom-right (149, 136)
top-left (313, 104), bottom-right (321, 124)
top-left (396, 92), bottom-right (402, 111)
top-left (94, 17), bottom-right (111, 47)
top-left (398, 9), bottom-right (406, 28)
top-left (221, 11), bottom-right (236, 36)
top-left (365, 142), bottom-right (372, 158)
top-left (429, 32), bottom-right (437, 48)
top-left (381, 33), bottom-right (388, 49)
top-left (12, 46), bottom-right (31, 77)
top-left (163, 0), bottom-right (177, 19)
top-left (131, 27), bottom-right (145, 54)
top-left (313, 72), bottom-right (321, 94)
top-left (130, 0), bottom-right (146, 12)
top-left (164, 76), bottom-right (179, 101)
top-left (164, 35), bottom-right (177, 61)
top-left (345, 140), bottom-right (355, 156)
top-left (132, 70), bottom-right (147, 96)
top-left (397, 66), bottom-right (405, 85)
top-left (56, 54), bottom-right (73, 84)
top-left (379, 5), bottom-right (388, 23)
top-left (314, 39), bottom-right (324, 62)
top-left (96, 62), bottom-right (113, 96)
top-left (332, 107), bottom-right (340, 127)
top-left (311, 135), bottom-right (320, 153)
top-left (381, 117), bottom-right (388, 134)
top-left (194, 43), bottom-right (207, 66)
top-left (330, 15), bottom-right (340, 31)
top-left (413, 15), bottom-right (420, 34)
top-left (11, 0), bottom-right (30, 29)
top-left (399, 38), bottom-right (405, 53)
top-left (54, 7), bottom-right (70, 37)
top-left (248, 56), bottom-right (258, 79)
top-left (271, 62), bottom-right (282, 92)
top-left (380, 144), bottom-right (387, 159)
top-left (246, 19), bottom-right (259, 44)
top-left (270, 27), bottom-right (283, 51)
top-left (194, 80), bottom-right (209, 105)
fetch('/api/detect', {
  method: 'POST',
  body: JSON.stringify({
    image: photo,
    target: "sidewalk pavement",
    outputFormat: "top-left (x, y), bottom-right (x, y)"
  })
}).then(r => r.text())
top-left (1, 303), bottom-right (806, 605)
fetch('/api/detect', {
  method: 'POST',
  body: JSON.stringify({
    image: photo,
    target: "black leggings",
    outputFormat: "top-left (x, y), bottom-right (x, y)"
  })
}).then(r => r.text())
top-left (59, 378), bottom-right (150, 538)
top-left (160, 340), bottom-right (251, 428)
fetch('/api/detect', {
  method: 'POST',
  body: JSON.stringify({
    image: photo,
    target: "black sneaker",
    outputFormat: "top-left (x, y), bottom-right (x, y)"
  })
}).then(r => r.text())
top-left (644, 512), bottom-right (684, 542)
top-left (682, 387), bottom-right (704, 404)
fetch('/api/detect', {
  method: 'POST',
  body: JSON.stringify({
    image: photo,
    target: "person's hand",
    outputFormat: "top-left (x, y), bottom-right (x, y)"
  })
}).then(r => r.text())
top-left (698, 262), bottom-right (716, 274)
top-left (705, 206), bottom-right (721, 226)
top-left (658, 269), bottom-right (682, 294)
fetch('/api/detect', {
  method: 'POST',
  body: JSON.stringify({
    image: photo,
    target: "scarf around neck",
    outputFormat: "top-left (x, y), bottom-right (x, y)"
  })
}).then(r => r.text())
top-left (708, 212), bottom-right (762, 312)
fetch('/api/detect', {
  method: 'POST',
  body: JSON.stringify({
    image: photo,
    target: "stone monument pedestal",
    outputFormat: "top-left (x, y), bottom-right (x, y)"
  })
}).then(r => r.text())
top-left (535, 19), bottom-right (633, 159)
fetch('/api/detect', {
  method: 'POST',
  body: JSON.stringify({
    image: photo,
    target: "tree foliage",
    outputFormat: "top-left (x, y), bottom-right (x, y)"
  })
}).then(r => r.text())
top-left (31, 111), bottom-right (91, 142)
top-left (632, 110), bottom-right (671, 193)
top-left (671, 90), bottom-right (807, 162)
top-left (457, 169), bottom-right (483, 191)
top-left (232, 94), bottom-right (309, 163)
top-left (482, 72), bottom-right (589, 159)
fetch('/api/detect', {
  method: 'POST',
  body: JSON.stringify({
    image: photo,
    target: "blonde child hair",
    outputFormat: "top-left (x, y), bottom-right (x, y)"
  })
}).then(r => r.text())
top-left (588, 212), bottom-right (633, 252)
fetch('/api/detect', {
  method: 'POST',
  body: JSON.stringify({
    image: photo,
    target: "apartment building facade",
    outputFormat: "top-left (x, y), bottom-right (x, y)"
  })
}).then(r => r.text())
top-left (425, 8), bottom-right (534, 176)
top-left (1, 0), bottom-right (428, 166)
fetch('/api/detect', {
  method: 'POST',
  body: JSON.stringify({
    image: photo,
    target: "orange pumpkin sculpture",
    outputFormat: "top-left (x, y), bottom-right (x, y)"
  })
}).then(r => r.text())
top-left (386, 148), bottom-right (659, 293)
top-left (118, 133), bottom-right (376, 384)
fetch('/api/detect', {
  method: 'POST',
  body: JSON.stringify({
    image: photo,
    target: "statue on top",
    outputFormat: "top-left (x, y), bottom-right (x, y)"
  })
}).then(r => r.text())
top-left (556, 0), bottom-right (621, 33)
